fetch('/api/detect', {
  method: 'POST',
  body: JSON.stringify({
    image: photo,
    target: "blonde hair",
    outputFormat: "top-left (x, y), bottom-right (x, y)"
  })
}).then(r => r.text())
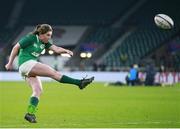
top-left (32, 24), bottom-right (52, 35)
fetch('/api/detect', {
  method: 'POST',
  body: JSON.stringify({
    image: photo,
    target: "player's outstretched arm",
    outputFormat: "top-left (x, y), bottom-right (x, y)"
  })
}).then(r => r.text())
top-left (49, 45), bottom-right (73, 57)
top-left (5, 43), bottom-right (20, 70)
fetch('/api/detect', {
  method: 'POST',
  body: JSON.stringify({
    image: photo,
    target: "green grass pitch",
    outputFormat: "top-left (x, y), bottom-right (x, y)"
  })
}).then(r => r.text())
top-left (0, 81), bottom-right (180, 128)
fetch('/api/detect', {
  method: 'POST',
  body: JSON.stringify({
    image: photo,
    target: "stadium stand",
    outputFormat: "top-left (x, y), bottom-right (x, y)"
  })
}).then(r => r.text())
top-left (0, 0), bottom-right (180, 71)
top-left (100, 0), bottom-right (180, 69)
top-left (101, 26), bottom-right (179, 67)
top-left (80, 27), bottom-right (122, 51)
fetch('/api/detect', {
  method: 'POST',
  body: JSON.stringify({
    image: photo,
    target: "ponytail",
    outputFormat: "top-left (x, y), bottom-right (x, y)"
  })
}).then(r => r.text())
top-left (31, 24), bottom-right (41, 35)
top-left (31, 24), bottom-right (52, 35)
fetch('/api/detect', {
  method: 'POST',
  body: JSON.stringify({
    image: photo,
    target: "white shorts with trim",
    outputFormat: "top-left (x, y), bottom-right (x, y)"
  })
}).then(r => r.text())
top-left (19, 60), bottom-right (38, 77)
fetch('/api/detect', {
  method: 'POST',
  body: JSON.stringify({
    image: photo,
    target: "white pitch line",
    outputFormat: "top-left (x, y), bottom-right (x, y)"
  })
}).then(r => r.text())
top-left (0, 121), bottom-right (180, 128)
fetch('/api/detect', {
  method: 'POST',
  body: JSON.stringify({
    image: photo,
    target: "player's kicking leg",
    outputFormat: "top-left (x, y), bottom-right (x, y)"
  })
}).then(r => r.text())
top-left (29, 62), bottom-right (95, 89)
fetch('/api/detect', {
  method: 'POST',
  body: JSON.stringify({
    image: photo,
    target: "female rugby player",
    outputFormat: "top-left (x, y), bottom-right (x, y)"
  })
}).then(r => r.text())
top-left (5, 24), bottom-right (94, 123)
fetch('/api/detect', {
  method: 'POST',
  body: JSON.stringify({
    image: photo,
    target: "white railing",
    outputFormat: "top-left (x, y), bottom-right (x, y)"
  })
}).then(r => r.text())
top-left (0, 71), bottom-right (179, 84)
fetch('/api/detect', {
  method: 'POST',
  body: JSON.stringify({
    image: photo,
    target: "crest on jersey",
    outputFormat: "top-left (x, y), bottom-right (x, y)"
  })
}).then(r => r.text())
top-left (40, 44), bottom-right (45, 49)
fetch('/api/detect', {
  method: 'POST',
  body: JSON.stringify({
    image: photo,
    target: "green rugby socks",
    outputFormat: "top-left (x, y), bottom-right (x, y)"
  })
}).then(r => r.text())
top-left (27, 97), bottom-right (39, 114)
top-left (59, 75), bottom-right (81, 86)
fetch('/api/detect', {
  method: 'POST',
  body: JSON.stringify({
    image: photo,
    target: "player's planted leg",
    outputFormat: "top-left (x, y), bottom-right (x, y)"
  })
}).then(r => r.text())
top-left (24, 113), bottom-right (37, 123)
top-left (24, 97), bottom-right (38, 123)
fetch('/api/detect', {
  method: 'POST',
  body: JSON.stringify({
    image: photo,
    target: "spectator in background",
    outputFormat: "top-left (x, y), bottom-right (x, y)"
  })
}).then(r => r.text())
top-left (126, 64), bottom-right (139, 86)
top-left (93, 61), bottom-right (98, 71)
top-left (120, 53), bottom-right (128, 65)
top-left (144, 63), bottom-right (156, 86)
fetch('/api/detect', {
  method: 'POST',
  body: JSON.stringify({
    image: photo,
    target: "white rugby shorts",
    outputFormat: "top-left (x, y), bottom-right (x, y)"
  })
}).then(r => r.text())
top-left (19, 60), bottom-right (38, 77)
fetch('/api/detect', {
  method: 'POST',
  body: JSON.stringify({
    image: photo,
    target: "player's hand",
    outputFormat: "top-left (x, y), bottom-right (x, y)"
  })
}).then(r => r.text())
top-left (66, 49), bottom-right (73, 57)
top-left (5, 63), bottom-right (13, 70)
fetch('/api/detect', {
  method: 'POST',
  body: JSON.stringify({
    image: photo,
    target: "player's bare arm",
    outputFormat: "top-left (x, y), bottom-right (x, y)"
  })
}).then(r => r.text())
top-left (49, 44), bottom-right (73, 56)
top-left (5, 43), bottom-right (20, 70)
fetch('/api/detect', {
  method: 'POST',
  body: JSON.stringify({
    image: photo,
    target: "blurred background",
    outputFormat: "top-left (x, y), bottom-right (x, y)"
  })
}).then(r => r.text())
top-left (0, 1), bottom-right (180, 127)
top-left (0, 0), bottom-right (180, 84)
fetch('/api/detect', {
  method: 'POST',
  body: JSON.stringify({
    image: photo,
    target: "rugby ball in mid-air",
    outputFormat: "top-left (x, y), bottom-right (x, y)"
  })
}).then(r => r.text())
top-left (154, 14), bottom-right (174, 29)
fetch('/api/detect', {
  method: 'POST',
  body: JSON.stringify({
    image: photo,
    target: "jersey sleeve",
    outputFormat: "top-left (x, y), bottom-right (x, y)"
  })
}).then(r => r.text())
top-left (45, 41), bottom-right (53, 49)
top-left (18, 34), bottom-right (35, 48)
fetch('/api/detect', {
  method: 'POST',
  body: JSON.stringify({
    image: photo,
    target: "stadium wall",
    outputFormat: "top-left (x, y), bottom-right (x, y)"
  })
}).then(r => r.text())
top-left (13, 26), bottom-right (88, 46)
top-left (0, 72), bottom-right (179, 84)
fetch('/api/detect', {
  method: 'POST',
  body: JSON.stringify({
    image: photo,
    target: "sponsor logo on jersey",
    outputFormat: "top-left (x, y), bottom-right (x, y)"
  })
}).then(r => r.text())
top-left (31, 52), bottom-right (40, 57)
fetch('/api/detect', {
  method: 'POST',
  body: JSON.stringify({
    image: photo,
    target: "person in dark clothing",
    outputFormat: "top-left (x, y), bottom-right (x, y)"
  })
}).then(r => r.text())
top-left (145, 63), bottom-right (156, 86)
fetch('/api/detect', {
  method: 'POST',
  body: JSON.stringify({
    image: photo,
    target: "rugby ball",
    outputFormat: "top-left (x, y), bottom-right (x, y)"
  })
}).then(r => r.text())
top-left (154, 14), bottom-right (174, 29)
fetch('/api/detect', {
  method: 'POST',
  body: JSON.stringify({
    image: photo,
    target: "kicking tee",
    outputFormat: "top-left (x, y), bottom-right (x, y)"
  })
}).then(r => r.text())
top-left (18, 34), bottom-right (52, 66)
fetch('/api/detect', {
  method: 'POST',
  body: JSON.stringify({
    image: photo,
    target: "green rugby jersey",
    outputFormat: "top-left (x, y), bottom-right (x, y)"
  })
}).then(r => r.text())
top-left (18, 34), bottom-right (52, 66)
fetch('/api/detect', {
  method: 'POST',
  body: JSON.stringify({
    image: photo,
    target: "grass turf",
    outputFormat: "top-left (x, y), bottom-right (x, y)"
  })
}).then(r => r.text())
top-left (0, 81), bottom-right (180, 128)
